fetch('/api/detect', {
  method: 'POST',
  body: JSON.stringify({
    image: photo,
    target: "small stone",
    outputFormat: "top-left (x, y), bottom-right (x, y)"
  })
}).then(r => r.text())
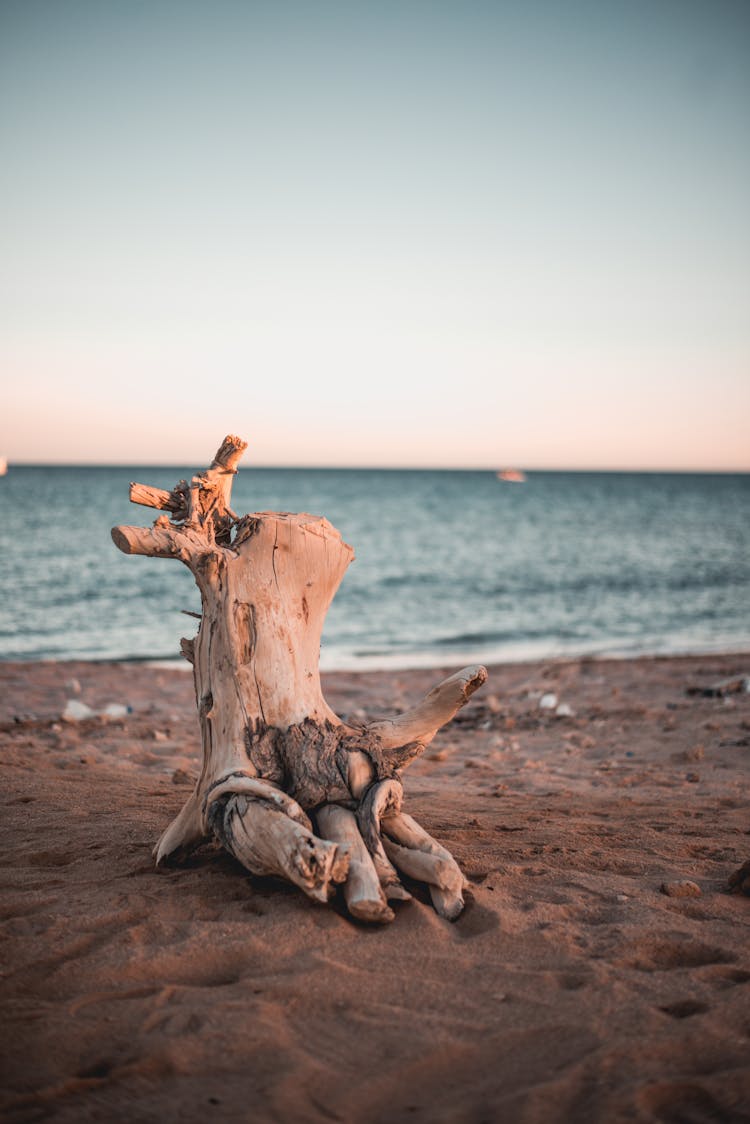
top-left (62, 699), bottom-right (95, 722)
top-left (685, 772), bottom-right (700, 783)
top-left (153, 730), bottom-right (169, 742)
top-left (539, 693), bottom-right (558, 711)
top-left (555, 702), bottom-right (574, 718)
top-left (133, 750), bottom-right (160, 766)
top-left (172, 768), bottom-right (193, 785)
top-left (65, 678), bottom-right (82, 695)
top-left (616, 894), bottom-right (629, 902)
top-left (102, 703), bottom-right (130, 719)
top-left (660, 880), bottom-right (701, 898)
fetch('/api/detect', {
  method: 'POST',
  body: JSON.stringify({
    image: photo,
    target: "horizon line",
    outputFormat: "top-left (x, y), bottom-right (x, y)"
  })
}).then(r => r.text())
top-left (4, 461), bottom-right (750, 475)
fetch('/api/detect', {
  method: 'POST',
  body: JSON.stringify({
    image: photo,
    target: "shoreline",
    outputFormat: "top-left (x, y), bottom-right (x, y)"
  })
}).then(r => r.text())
top-left (1, 652), bottom-right (749, 1121)
top-left (3, 639), bottom-right (750, 676)
top-left (2, 650), bottom-right (750, 727)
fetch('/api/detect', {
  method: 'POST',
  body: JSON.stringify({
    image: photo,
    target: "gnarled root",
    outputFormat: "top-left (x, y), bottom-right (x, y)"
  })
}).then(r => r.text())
top-left (316, 804), bottom-right (395, 923)
top-left (381, 811), bottom-right (467, 920)
top-left (369, 665), bottom-right (488, 753)
top-left (208, 793), bottom-right (349, 904)
top-left (357, 780), bottom-right (411, 901)
top-left (153, 792), bottom-right (203, 864)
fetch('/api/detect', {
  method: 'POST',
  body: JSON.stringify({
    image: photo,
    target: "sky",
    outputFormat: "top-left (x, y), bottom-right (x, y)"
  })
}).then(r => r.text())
top-left (1, 0), bottom-right (749, 469)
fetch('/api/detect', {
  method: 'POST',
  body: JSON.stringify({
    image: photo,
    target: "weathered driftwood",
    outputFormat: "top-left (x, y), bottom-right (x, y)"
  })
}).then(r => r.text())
top-left (112, 435), bottom-right (487, 923)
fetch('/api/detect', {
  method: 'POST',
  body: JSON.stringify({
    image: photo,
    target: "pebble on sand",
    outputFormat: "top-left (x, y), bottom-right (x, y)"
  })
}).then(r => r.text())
top-left (102, 703), bottom-right (130, 719)
top-left (660, 879), bottom-right (702, 898)
top-left (62, 699), bottom-right (95, 722)
top-left (62, 700), bottom-right (131, 722)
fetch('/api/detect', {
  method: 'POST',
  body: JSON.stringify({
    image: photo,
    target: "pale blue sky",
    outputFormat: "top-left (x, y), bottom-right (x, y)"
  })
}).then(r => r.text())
top-left (1, 0), bottom-right (749, 467)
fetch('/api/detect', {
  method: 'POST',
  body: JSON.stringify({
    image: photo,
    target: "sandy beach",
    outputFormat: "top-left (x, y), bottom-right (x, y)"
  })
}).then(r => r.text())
top-left (1, 653), bottom-right (749, 1123)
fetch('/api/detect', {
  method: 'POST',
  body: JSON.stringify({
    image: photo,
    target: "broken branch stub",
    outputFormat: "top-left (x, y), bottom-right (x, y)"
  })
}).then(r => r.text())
top-left (112, 435), bottom-right (487, 922)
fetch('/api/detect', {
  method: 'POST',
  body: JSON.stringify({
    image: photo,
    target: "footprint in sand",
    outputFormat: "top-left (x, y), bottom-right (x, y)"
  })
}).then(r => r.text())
top-left (453, 897), bottom-right (500, 940)
top-left (69, 986), bottom-right (162, 1015)
top-left (558, 974), bottom-right (590, 991)
top-left (143, 1008), bottom-right (206, 1035)
top-left (76, 1059), bottom-right (115, 1080)
top-left (619, 937), bottom-right (736, 972)
top-left (465, 871), bottom-right (489, 884)
top-left (709, 966), bottom-right (750, 989)
top-left (25, 850), bottom-right (75, 867)
top-left (637, 1081), bottom-right (739, 1124)
top-left (658, 999), bottom-right (710, 1019)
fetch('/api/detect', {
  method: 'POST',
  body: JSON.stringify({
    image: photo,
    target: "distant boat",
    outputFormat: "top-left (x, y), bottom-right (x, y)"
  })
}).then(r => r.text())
top-left (0, 456), bottom-right (7, 477)
top-left (497, 469), bottom-right (526, 483)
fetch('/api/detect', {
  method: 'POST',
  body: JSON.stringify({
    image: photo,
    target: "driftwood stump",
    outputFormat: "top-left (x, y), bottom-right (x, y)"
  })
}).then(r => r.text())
top-left (112, 436), bottom-right (487, 923)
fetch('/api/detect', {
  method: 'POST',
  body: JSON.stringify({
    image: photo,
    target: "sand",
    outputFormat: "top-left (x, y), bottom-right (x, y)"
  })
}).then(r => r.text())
top-left (1, 653), bottom-right (749, 1123)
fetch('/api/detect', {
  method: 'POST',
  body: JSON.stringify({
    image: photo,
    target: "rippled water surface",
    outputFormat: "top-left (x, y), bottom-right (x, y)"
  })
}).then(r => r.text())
top-left (1, 467), bottom-right (749, 667)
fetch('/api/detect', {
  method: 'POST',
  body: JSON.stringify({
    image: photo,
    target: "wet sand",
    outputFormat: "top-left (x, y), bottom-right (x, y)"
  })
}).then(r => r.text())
top-left (1, 654), bottom-right (749, 1123)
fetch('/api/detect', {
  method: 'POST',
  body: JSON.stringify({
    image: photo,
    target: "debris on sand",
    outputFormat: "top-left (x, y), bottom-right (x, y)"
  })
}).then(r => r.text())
top-left (686, 675), bottom-right (750, 698)
top-left (728, 861), bottom-right (750, 896)
top-left (660, 880), bottom-right (702, 898)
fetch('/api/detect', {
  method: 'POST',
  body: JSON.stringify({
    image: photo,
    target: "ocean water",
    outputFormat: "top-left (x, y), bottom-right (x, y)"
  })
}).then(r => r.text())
top-left (1, 466), bottom-right (749, 669)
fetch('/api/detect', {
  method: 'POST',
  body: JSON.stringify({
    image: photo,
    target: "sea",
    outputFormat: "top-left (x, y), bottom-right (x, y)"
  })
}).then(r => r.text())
top-left (1, 466), bottom-right (749, 670)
